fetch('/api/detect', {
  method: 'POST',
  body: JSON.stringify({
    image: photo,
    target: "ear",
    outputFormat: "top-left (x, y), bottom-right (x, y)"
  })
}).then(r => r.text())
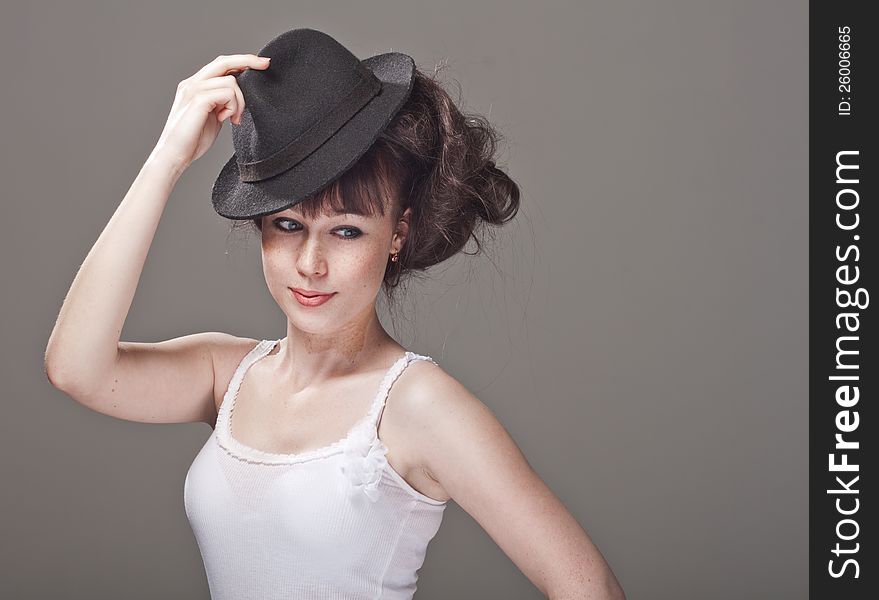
top-left (392, 207), bottom-right (412, 254)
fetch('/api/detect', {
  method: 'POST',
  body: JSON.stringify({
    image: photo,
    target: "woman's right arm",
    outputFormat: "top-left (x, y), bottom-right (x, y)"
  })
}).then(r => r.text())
top-left (44, 54), bottom-right (270, 426)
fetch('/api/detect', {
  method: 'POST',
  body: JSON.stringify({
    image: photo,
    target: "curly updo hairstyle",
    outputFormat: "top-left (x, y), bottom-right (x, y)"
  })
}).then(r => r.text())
top-left (232, 65), bottom-right (521, 304)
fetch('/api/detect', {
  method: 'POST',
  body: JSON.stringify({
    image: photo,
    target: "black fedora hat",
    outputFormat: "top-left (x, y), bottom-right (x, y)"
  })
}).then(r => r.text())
top-left (211, 28), bottom-right (415, 220)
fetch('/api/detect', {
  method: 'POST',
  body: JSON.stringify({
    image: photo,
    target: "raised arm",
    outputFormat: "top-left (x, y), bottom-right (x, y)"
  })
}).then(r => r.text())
top-left (44, 54), bottom-right (270, 425)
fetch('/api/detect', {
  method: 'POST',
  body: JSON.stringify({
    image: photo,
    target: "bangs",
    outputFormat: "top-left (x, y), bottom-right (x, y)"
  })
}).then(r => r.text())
top-left (290, 141), bottom-right (400, 221)
top-left (239, 140), bottom-right (406, 234)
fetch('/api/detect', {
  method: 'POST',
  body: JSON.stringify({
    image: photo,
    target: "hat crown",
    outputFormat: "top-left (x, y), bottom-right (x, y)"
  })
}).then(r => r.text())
top-left (231, 28), bottom-right (381, 166)
top-left (211, 27), bottom-right (415, 220)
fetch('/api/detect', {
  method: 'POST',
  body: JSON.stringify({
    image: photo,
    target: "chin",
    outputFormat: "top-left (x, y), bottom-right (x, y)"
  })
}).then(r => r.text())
top-left (288, 307), bottom-right (353, 335)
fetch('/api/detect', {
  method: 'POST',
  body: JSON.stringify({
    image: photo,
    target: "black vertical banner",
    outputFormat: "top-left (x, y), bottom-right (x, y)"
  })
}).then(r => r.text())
top-left (810, 2), bottom-right (877, 598)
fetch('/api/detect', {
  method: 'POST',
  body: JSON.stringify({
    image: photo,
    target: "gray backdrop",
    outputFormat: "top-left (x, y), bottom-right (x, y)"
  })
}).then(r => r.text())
top-left (1, 1), bottom-right (807, 598)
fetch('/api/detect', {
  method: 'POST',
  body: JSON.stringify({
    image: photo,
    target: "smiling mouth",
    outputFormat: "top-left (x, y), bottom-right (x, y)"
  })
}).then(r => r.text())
top-left (289, 288), bottom-right (336, 306)
top-left (290, 287), bottom-right (333, 297)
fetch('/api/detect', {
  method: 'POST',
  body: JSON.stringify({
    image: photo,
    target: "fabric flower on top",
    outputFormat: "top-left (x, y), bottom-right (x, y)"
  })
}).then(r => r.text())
top-left (339, 422), bottom-right (388, 502)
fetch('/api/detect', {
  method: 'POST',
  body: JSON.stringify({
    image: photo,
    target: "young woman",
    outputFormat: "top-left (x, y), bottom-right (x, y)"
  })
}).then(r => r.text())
top-left (45, 28), bottom-right (625, 600)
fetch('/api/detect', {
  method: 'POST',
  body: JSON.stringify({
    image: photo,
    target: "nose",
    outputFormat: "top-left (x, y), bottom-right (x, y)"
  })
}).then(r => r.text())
top-left (295, 235), bottom-right (327, 277)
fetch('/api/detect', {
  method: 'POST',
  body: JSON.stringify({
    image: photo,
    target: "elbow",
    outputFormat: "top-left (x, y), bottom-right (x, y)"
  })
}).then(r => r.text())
top-left (44, 348), bottom-right (75, 393)
top-left (44, 332), bottom-right (85, 394)
top-left (44, 341), bottom-right (110, 400)
top-left (44, 339), bottom-right (70, 391)
top-left (44, 354), bottom-right (66, 391)
top-left (44, 353), bottom-right (89, 399)
top-left (45, 359), bottom-right (76, 396)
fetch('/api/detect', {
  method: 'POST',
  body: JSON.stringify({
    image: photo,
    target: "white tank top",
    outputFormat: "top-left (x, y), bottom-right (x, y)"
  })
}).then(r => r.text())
top-left (184, 339), bottom-right (448, 600)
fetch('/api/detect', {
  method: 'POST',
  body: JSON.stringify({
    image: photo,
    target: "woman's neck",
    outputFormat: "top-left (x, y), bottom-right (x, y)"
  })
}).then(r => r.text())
top-left (274, 306), bottom-right (399, 388)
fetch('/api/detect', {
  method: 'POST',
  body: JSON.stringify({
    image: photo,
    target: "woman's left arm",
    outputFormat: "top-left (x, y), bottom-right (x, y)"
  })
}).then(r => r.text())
top-left (400, 364), bottom-right (627, 600)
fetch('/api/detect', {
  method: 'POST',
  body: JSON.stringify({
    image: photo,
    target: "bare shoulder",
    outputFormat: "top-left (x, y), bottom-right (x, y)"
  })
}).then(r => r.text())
top-left (393, 358), bottom-right (482, 411)
top-left (205, 333), bottom-right (265, 418)
top-left (388, 358), bottom-right (509, 477)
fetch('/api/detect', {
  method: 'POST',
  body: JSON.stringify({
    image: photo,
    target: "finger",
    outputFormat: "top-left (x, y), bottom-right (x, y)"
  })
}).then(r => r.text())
top-left (193, 53), bottom-right (270, 81)
top-left (192, 75), bottom-right (238, 92)
top-left (231, 81), bottom-right (245, 124)
top-left (198, 87), bottom-right (238, 122)
top-left (190, 76), bottom-right (246, 125)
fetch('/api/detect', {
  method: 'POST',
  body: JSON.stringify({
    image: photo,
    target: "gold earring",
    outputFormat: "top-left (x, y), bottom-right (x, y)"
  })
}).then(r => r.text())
top-left (390, 252), bottom-right (399, 263)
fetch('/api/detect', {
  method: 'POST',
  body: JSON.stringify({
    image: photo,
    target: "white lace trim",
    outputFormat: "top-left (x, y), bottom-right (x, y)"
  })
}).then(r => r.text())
top-left (215, 338), bottom-right (437, 504)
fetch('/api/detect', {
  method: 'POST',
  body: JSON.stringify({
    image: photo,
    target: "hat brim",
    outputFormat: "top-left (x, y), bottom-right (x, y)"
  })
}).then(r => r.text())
top-left (211, 52), bottom-right (415, 220)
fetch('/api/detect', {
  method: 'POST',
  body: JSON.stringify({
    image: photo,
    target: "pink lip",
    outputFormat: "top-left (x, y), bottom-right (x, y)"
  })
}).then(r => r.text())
top-left (290, 288), bottom-right (335, 307)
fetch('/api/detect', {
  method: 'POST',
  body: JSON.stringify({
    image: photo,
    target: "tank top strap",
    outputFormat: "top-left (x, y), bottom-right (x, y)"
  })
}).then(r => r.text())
top-left (367, 351), bottom-right (437, 432)
top-left (223, 339), bottom-right (278, 403)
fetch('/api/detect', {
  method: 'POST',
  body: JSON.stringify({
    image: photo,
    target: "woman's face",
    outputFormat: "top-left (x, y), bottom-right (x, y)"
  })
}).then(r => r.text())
top-left (260, 202), bottom-right (408, 334)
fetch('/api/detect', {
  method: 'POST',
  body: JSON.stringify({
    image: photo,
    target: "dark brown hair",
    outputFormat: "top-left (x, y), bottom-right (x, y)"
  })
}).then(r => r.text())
top-left (231, 65), bottom-right (521, 303)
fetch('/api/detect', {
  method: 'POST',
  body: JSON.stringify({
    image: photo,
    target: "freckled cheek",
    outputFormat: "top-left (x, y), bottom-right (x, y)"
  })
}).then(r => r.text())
top-left (334, 252), bottom-right (386, 288)
top-left (261, 245), bottom-right (385, 286)
top-left (260, 249), bottom-right (288, 281)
